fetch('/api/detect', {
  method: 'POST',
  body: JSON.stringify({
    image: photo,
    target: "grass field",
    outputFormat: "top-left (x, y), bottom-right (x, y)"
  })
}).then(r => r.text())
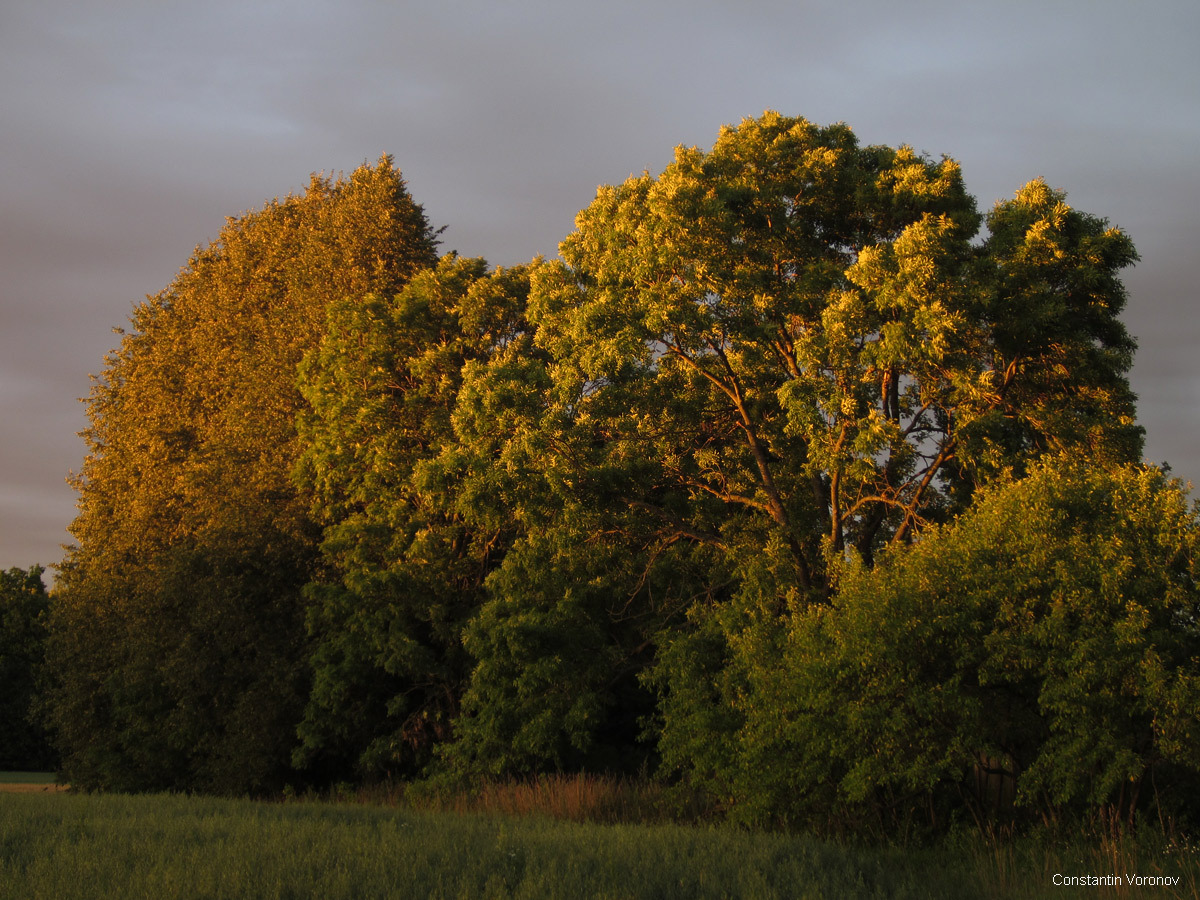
top-left (0, 791), bottom-right (1196, 899)
top-left (0, 771), bottom-right (58, 784)
top-left (0, 771), bottom-right (66, 794)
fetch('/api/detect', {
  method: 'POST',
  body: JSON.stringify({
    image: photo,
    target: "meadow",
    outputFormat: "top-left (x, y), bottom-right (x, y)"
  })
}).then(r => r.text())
top-left (1, 782), bottom-right (1197, 900)
top-left (0, 771), bottom-right (56, 784)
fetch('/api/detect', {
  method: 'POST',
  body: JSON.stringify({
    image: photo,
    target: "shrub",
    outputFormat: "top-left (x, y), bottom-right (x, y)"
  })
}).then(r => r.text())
top-left (661, 459), bottom-right (1200, 832)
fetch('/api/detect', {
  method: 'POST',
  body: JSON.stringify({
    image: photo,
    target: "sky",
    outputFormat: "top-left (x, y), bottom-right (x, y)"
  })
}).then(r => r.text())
top-left (2, 0), bottom-right (1198, 573)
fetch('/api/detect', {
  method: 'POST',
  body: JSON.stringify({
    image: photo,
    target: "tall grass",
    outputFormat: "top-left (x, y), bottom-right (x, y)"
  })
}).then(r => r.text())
top-left (0, 791), bottom-right (944, 899)
top-left (2, 789), bottom-right (1195, 899)
top-left (944, 819), bottom-right (1199, 900)
top-left (342, 772), bottom-right (700, 826)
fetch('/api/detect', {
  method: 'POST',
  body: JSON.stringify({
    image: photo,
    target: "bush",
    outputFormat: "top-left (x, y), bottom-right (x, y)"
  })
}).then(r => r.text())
top-left (659, 459), bottom-right (1200, 832)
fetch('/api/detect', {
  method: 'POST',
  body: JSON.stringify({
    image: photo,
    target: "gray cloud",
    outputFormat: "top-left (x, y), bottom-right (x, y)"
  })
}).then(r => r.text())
top-left (3, 0), bottom-right (1198, 570)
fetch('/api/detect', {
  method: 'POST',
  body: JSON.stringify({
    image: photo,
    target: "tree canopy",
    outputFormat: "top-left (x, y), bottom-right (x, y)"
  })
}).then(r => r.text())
top-left (39, 114), bottom-right (1185, 831)
top-left (456, 113), bottom-right (1146, 787)
top-left (292, 254), bottom-right (533, 779)
top-left (531, 112), bottom-right (1140, 586)
top-left (45, 157), bottom-right (439, 793)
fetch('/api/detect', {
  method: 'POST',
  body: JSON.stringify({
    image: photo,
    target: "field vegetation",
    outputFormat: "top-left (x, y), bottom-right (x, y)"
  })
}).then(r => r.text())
top-left (2, 787), bottom-right (1197, 900)
top-left (0, 771), bottom-right (57, 784)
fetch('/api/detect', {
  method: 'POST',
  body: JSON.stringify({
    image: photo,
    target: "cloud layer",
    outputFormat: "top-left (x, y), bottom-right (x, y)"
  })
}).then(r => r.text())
top-left (3, 0), bottom-right (1197, 569)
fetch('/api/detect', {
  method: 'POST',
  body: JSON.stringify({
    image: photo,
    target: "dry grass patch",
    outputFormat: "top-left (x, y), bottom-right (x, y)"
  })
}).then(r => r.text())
top-left (0, 782), bottom-right (68, 793)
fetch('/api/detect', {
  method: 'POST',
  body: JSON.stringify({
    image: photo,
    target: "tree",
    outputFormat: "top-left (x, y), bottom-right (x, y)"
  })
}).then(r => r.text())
top-left (292, 254), bottom-right (533, 780)
top-left (397, 249), bottom-right (730, 778)
top-left (0, 566), bottom-right (54, 770)
top-left (45, 157), bottom-right (439, 793)
top-left (533, 112), bottom-right (1140, 583)
top-left (41, 114), bottom-right (1150, 803)
top-left (294, 253), bottom-right (684, 780)
top-left (502, 111), bottom-right (1141, 784)
top-left (715, 460), bottom-right (1200, 830)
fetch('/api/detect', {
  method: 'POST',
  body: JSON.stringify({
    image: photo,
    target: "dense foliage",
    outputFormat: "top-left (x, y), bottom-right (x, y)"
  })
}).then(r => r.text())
top-left (665, 460), bottom-right (1200, 830)
top-left (36, 113), bottom-right (1197, 831)
top-left (293, 254), bottom-right (533, 780)
top-left (446, 112), bottom-right (1145, 788)
top-left (0, 565), bottom-right (54, 769)
top-left (44, 158), bottom-right (439, 793)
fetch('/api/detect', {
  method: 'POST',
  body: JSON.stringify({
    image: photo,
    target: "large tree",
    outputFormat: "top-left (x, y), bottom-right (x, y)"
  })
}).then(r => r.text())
top-left (533, 112), bottom-right (1140, 583)
top-left (46, 158), bottom-right (439, 793)
top-left (448, 111), bottom-right (1143, 778)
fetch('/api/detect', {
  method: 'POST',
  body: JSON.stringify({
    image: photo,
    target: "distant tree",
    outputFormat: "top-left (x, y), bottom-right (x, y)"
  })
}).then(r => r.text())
top-left (45, 158), bottom-right (439, 793)
top-left (0, 565), bottom-right (54, 770)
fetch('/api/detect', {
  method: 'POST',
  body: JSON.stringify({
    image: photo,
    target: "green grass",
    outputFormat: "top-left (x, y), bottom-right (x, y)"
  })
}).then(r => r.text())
top-left (0, 771), bottom-right (57, 784)
top-left (0, 792), bottom-right (1196, 899)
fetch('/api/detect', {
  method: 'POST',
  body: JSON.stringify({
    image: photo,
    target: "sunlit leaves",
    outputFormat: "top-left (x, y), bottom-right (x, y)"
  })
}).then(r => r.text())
top-left (293, 255), bottom-right (534, 779)
top-left (42, 116), bottom-right (1153, 819)
top-left (705, 460), bottom-right (1200, 827)
top-left (47, 157), bottom-right (439, 793)
top-left (543, 112), bottom-right (995, 582)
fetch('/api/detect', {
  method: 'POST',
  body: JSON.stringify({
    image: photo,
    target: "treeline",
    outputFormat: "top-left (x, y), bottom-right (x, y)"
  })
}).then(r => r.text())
top-left (15, 112), bottom-right (1200, 831)
top-left (0, 565), bottom-right (54, 770)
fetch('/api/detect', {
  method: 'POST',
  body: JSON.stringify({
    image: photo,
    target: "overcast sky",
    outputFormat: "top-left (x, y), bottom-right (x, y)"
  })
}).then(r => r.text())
top-left (2, 0), bottom-right (1197, 573)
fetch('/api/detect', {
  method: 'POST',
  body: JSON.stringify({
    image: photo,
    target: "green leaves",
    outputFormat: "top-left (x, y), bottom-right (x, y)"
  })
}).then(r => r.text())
top-left (546, 114), bottom-right (1140, 585)
top-left (0, 566), bottom-right (53, 770)
top-left (293, 255), bottom-right (536, 779)
top-left (972, 179), bottom-right (1142, 470)
top-left (701, 460), bottom-right (1200, 827)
